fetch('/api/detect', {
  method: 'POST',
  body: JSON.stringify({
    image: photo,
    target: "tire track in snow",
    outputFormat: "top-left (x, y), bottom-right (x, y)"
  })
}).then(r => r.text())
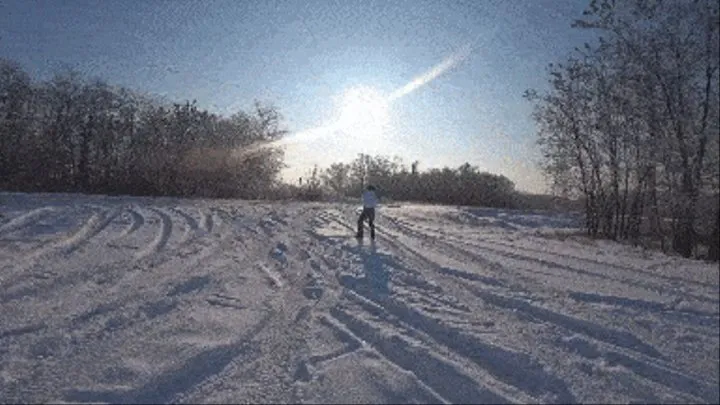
top-left (1, 208), bottom-right (226, 305)
top-left (306, 315), bottom-right (365, 366)
top-left (0, 206), bottom-right (56, 236)
top-left (0, 207), bottom-right (125, 301)
top-left (469, 286), bottom-right (664, 359)
top-left (136, 208), bottom-right (172, 258)
top-left (63, 240), bottom-right (239, 354)
top-left (312, 314), bottom-right (450, 405)
top-left (317, 210), bottom-right (472, 314)
top-left (390, 214), bottom-right (718, 304)
top-left (1, 201), bottom-right (248, 390)
top-left (435, 224), bottom-right (716, 292)
top-left (383, 214), bottom-right (717, 305)
top-left (25, 207), bottom-right (123, 257)
top-left (228, 220), bottom-right (288, 290)
top-left (338, 275), bottom-right (575, 403)
top-left (406, 212), bottom-right (691, 286)
top-left (169, 207), bottom-right (200, 244)
top-left (0, 323), bottom-right (47, 340)
top-left (292, 259), bottom-right (459, 405)
top-left (323, 209), bottom-right (479, 292)
top-left (384, 216), bottom-right (663, 352)
top-left (328, 305), bottom-right (511, 404)
top-left (62, 309), bottom-right (275, 404)
top-left (66, 214), bottom-right (238, 337)
top-left (129, 209), bottom-right (233, 285)
top-left (84, 205), bottom-right (230, 296)
top-left (434, 263), bottom-right (697, 365)
top-left (175, 218), bottom-right (324, 404)
top-left (554, 334), bottom-right (718, 403)
top-left (313, 209), bottom-right (574, 403)
top-left (481, 234), bottom-right (709, 287)
top-left (457, 233), bottom-right (716, 304)
top-left (568, 291), bottom-right (719, 328)
top-left (118, 206), bottom-right (144, 238)
top-left (106, 206), bottom-right (155, 252)
top-left (380, 212), bottom-right (718, 402)
top-left (206, 294), bottom-right (246, 311)
top-left (325, 236), bottom-right (468, 314)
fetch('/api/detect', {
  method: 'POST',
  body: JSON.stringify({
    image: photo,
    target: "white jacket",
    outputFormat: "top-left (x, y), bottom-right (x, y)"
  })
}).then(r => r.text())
top-left (362, 190), bottom-right (379, 208)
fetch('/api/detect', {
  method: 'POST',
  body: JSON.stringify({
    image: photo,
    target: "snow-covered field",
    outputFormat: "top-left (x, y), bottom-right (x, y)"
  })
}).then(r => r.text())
top-left (1, 192), bottom-right (718, 404)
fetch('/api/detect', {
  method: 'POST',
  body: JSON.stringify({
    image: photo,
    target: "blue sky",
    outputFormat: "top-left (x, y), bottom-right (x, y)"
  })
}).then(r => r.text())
top-left (0, 0), bottom-right (597, 193)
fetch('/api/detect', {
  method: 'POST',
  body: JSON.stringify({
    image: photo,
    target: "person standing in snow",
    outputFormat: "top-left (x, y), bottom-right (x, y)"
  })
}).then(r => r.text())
top-left (356, 184), bottom-right (378, 240)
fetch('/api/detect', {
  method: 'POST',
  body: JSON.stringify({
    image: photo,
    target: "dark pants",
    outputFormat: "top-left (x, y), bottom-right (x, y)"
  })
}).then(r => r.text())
top-left (356, 207), bottom-right (375, 239)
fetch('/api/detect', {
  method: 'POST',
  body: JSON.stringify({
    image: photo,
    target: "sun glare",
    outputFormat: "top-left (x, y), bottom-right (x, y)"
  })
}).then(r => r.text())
top-left (335, 86), bottom-right (390, 139)
top-left (280, 47), bottom-right (472, 156)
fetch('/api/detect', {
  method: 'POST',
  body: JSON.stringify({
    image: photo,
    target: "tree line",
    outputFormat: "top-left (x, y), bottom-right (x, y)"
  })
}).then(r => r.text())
top-left (0, 60), bottom-right (286, 199)
top-left (295, 153), bottom-right (521, 209)
top-left (525, 0), bottom-right (719, 260)
top-left (0, 59), bottom-right (524, 209)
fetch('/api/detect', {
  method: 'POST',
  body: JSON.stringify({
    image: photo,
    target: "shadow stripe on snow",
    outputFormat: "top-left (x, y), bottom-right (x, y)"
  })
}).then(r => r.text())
top-left (602, 350), bottom-right (719, 403)
top-left (386, 220), bottom-right (719, 306)
top-left (389, 216), bottom-right (717, 301)
top-left (445, 229), bottom-right (718, 291)
top-left (338, 276), bottom-right (577, 403)
top-left (62, 308), bottom-right (274, 404)
top-left (0, 323), bottom-right (47, 340)
top-left (555, 334), bottom-right (718, 403)
top-left (308, 222), bottom-right (470, 313)
top-left (330, 306), bottom-right (510, 404)
top-left (321, 226), bottom-right (575, 405)
top-left (569, 291), bottom-right (719, 328)
top-left (471, 287), bottom-right (664, 359)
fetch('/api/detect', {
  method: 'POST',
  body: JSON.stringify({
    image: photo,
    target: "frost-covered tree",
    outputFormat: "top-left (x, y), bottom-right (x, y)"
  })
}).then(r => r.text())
top-left (527, 0), bottom-right (719, 258)
top-left (0, 62), bottom-right (287, 199)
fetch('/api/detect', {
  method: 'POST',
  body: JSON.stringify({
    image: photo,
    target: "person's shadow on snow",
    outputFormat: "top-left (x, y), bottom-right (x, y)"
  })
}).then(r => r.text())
top-left (359, 240), bottom-right (390, 295)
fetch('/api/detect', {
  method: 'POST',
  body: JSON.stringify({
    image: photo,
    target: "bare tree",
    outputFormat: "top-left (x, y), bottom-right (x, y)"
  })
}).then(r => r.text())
top-left (0, 59), bottom-right (33, 188)
top-left (0, 61), bottom-right (289, 200)
top-left (528, 0), bottom-right (719, 259)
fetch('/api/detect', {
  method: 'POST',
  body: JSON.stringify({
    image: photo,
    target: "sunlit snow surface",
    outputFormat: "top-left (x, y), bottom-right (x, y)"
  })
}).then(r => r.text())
top-left (1, 192), bottom-right (718, 404)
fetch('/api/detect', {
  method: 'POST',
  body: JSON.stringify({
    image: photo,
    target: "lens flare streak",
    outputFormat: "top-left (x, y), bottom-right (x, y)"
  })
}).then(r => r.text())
top-left (262, 43), bottom-right (473, 150)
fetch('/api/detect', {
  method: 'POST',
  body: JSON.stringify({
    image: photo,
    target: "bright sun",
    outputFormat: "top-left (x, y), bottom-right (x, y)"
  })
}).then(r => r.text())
top-left (335, 86), bottom-right (390, 139)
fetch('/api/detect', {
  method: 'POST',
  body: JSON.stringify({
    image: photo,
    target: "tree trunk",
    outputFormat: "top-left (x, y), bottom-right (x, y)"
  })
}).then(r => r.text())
top-left (707, 211), bottom-right (720, 261)
top-left (673, 173), bottom-right (697, 258)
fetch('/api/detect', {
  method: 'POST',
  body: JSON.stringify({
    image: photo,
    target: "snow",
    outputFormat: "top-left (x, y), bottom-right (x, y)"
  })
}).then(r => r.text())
top-left (1, 192), bottom-right (718, 404)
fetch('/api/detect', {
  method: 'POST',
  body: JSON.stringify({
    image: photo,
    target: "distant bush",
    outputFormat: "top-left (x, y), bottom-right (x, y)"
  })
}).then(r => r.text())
top-left (317, 154), bottom-right (521, 209)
